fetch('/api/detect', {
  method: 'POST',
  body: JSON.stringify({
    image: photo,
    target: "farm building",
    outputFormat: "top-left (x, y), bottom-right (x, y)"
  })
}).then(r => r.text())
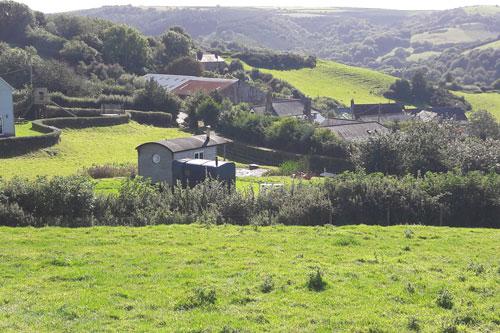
top-left (136, 128), bottom-right (233, 185)
top-left (0, 77), bottom-right (15, 137)
top-left (416, 107), bottom-right (468, 121)
top-left (322, 121), bottom-right (389, 141)
top-left (144, 74), bottom-right (265, 104)
top-left (252, 94), bottom-right (325, 124)
top-left (350, 99), bottom-right (410, 123)
top-left (197, 53), bottom-right (226, 72)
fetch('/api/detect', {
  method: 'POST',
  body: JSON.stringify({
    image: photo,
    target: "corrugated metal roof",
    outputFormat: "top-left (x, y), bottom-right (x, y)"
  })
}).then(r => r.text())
top-left (324, 122), bottom-right (389, 141)
top-left (199, 54), bottom-right (225, 63)
top-left (252, 99), bottom-right (313, 118)
top-left (136, 134), bottom-right (232, 153)
top-left (172, 80), bottom-right (237, 96)
top-left (144, 74), bottom-right (238, 96)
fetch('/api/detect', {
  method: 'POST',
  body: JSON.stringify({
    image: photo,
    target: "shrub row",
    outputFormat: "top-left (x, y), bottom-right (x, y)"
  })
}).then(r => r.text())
top-left (233, 51), bottom-right (317, 70)
top-left (0, 172), bottom-right (497, 228)
top-left (0, 119), bottom-right (61, 157)
top-left (45, 105), bottom-right (102, 118)
top-left (50, 92), bottom-right (134, 109)
top-left (226, 141), bottom-right (353, 172)
top-left (127, 110), bottom-right (173, 127)
top-left (38, 115), bottom-right (129, 129)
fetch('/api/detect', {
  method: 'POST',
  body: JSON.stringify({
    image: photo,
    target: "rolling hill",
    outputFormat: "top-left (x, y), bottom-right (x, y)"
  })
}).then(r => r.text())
top-left (252, 60), bottom-right (397, 105)
top-left (73, 5), bottom-right (500, 88)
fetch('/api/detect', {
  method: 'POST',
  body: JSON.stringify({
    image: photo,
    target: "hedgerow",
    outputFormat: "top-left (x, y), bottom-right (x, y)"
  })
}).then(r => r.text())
top-left (0, 172), bottom-right (497, 228)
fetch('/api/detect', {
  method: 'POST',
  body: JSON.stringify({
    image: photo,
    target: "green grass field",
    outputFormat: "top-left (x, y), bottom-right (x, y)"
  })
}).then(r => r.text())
top-left (14, 122), bottom-right (45, 137)
top-left (455, 92), bottom-right (500, 120)
top-left (1, 122), bottom-right (189, 178)
top-left (0, 225), bottom-right (498, 332)
top-left (245, 59), bottom-right (397, 105)
top-left (411, 24), bottom-right (497, 46)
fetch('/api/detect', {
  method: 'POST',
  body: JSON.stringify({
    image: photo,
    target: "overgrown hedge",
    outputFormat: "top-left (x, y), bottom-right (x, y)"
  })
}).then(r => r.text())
top-left (0, 172), bottom-right (497, 228)
top-left (226, 141), bottom-right (353, 172)
top-left (233, 51), bottom-right (316, 70)
top-left (50, 92), bottom-right (133, 109)
top-left (127, 110), bottom-right (173, 127)
top-left (0, 122), bottom-right (61, 157)
top-left (37, 115), bottom-right (129, 129)
top-left (45, 105), bottom-right (102, 118)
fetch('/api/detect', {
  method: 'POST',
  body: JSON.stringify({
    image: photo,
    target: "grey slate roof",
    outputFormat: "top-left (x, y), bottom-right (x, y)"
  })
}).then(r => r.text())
top-left (136, 134), bottom-right (232, 153)
top-left (323, 122), bottom-right (389, 141)
top-left (252, 99), bottom-right (318, 118)
top-left (320, 118), bottom-right (361, 127)
top-left (0, 76), bottom-right (14, 91)
top-left (352, 103), bottom-right (404, 118)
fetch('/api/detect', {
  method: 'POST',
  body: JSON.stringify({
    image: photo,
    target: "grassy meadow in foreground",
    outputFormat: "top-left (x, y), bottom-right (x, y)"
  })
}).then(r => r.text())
top-left (1, 122), bottom-right (189, 178)
top-left (245, 59), bottom-right (397, 105)
top-left (0, 225), bottom-right (498, 332)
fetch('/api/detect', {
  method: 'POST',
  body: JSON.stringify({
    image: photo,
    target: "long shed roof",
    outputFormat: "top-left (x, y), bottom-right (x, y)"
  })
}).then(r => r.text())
top-left (323, 122), bottom-right (389, 141)
top-left (144, 74), bottom-right (238, 96)
top-left (136, 134), bottom-right (232, 153)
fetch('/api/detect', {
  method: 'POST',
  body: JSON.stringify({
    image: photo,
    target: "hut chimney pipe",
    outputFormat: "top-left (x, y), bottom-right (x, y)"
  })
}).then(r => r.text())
top-left (206, 125), bottom-right (211, 140)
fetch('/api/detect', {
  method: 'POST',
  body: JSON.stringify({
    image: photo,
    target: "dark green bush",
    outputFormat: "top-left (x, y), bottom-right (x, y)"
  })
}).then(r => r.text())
top-left (127, 110), bottom-right (173, 127)
top-left (0, 124), bottom-right (61, 157)
top-left (37, 115), bottom-right (129, 129)
top-left (307, 268), bottom-right (326, 291)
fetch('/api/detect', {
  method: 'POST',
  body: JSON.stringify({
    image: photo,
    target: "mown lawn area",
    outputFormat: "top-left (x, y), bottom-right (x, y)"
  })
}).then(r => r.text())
top-left (242, 59), bottom-right (397, 105)
top-left (1, 122), bottom-right (190, 178)
top-left (455, 91), bottom-right (500, 121)
top-left (14, 122), bottom-right (44, 137)
top-left (0, 225), bottom-right (498, 332)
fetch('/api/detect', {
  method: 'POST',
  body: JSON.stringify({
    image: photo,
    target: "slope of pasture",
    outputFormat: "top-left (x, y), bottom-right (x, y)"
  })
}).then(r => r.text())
top-left (1, 122), bottom-right (189, 178)
top-left (455, 92), bottom-right (500, 120)
top-left (411, 23), bottom-right (498, 45)
top-left (254, 60), bottom-right (397, 104)
top-left (0, 225), bottom-right (498, 332)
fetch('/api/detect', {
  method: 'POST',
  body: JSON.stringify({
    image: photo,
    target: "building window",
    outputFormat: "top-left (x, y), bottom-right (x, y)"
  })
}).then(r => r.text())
top-left (194, 151), bottom-right (204, 159)
top-left (0, 116), bottom-right (3, 135)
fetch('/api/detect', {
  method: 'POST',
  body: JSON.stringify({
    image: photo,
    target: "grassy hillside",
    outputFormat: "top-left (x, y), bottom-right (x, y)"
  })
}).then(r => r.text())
top-left (0, 225), bottom-right (498, 332)
top-left (255, 60), bottom-right (397, 104)
top-left (1, 122), bottom-right (189, 178)
top-left (410, 23), bottom-right (497, 46)
top-left (455, 92), bottom-right (500, 120)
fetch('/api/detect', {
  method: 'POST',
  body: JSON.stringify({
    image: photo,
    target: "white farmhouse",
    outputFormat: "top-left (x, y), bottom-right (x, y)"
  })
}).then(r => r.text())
top-left (0, 77), bottom-right (15, 137)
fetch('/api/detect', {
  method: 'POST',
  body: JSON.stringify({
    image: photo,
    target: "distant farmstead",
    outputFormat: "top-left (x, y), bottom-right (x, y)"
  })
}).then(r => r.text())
top-left (197, 53), bottom-right (226, 72)
top-left (144, 74), bottom-right (265, 104)
top-left (252, 93), bottom-right (325, 124)
top-left (0, 77), bottom-right (15, 137)
top-left (136, 128), bottom-right (234, 186)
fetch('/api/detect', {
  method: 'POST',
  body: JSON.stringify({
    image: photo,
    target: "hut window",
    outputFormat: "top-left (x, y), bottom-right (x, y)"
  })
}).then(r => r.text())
top-left (194, 151), bottom-right (204, 159)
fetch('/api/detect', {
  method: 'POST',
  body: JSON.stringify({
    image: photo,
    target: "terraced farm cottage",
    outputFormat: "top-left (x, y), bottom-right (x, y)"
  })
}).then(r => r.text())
top-left (136, 128), bottom-right (233, 185)
top-left (0, 77), bottom-right (15, 137)
top-left (144, 74), bottom-right (265, 104)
